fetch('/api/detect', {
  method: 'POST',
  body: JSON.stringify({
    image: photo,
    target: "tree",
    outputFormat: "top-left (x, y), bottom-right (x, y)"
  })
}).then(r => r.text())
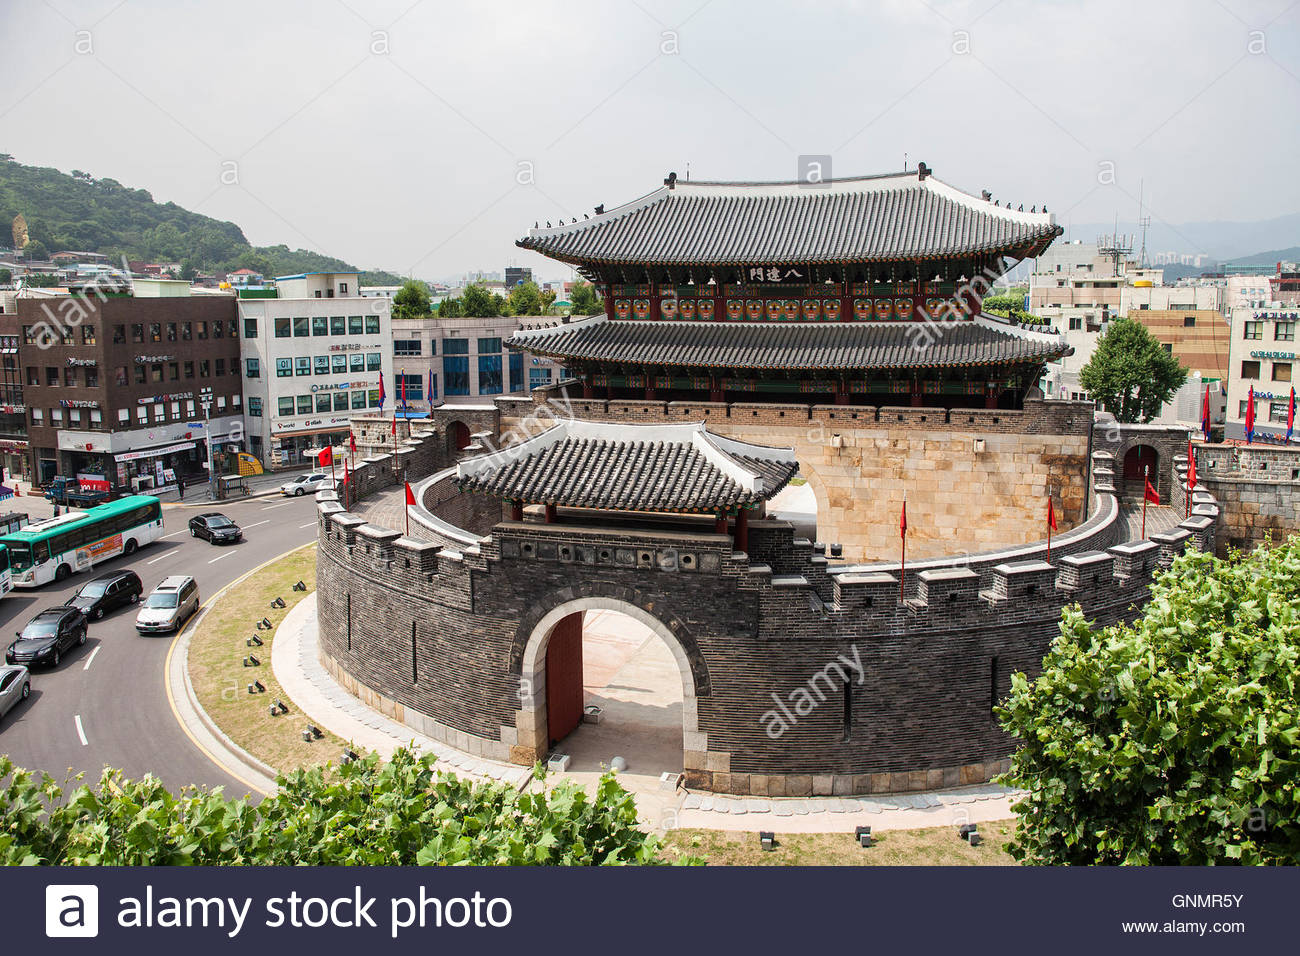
top-left (569, 280), bottom-right (601, 315)
top-left (392, 279), bottom-right (433, 318)
top-left (437, 296), bottom-right (463, 318)
top-left (1078, 317), bottom-right (1187, 422)
top-left (0, 747), bottom-right (686, 865)
top-left (507, 280), bottom-right (546, 316)
top-left (22, 239), bottom-right (48, 261)
top-left (22, 272), bottom-right (60, 287)
top-left (179, 259), bottom-right (198, 281)
top-left (461, 283), bottom-right (507, 317)
top-left (0, 268), bottom-right (11, 284)
top-left (999, 536), bottom-right (1300, 865)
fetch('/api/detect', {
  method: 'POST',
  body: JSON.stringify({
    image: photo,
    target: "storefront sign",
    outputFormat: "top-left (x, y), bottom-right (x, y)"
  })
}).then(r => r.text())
top-left (1250, 350), bottom-right (1295, 360)
top-left (137, 391), bottom-right (194, 405)
top-left (59, 399), bottom-right (100, 409)
top-left (1252, 311), bottom-right (1299, 320)
top-left (135, 354), bottom-right (175, 364)
top-left (76, 474), bottom-right (110, 492)
top-left (328, 343), bottom-right (362, 351)
top-left (310, 380), bottom-right (370, 392)
top-left (65, 357), bottom-right (97, 367)
top-left (112, 440), bottom-right (197, 463)
top-left (271, 415), bottom-right (353, 435)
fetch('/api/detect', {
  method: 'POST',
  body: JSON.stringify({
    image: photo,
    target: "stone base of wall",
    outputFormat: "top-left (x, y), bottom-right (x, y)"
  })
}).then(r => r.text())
top-left (682, 760), bottom-right (1013, 796)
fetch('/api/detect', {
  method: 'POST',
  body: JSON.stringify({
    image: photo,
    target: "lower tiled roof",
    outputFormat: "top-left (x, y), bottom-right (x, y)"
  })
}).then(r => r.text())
top-left (508, 314), bottom-right (1070, 371)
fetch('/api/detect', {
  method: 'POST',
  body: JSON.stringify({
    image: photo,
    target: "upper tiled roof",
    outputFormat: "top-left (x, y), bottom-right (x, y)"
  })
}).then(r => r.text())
top-left (456, 420), bottom-right (798, 512)
top-left (507, 314), bottom-right (1071, 371)
top-left (518, 170), bottom-right (1060, 266)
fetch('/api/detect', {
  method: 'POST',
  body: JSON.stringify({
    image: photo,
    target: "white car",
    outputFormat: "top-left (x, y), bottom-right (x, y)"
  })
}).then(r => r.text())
top-left (279, 473), bottom-right (335, 496)
top-left (0, 664), bottom-right (31, 724)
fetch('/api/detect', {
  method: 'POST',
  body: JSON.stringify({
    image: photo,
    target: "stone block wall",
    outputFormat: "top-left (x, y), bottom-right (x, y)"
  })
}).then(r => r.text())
top-left (1187, 443), bottom-right (1300, 553)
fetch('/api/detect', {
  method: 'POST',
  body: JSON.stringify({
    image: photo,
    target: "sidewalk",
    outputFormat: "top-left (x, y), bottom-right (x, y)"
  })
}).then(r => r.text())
top-left (152, 470), bottom-right (289, 508)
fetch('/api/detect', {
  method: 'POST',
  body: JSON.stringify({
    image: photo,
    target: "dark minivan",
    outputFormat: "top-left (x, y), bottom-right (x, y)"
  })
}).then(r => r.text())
top-left (68, 570), bottom-right (144, 620)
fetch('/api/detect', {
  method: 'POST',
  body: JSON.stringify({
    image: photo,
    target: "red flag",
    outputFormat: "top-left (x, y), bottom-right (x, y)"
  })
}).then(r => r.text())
top-left (1047, 496), bottom-right (1057, 531)
top-left (349, 432), bottom-right (357, 454)
top-left (1245, 385), bottom-right (1255, 444)
top-left (900, 499), bottom-right (907, 538)
top-left (391, 415), bottom-right (397, 438)
top-left (400, 371), bottom-right (407, 408)
top-left (405, 481), bottom-right (416, 506)
top-left (1186, 440), bottom-right (1197, 492)
top-left (317, 446), bottom-right (333, 467)
top-left (343, 459), bottom-right (350, 483)
top-left (1144, 478), bottom-right (1161, 505)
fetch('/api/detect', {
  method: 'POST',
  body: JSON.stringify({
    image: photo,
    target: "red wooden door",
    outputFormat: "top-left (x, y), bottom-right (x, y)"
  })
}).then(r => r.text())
top-left (546, 612), bottom-right (584, 746)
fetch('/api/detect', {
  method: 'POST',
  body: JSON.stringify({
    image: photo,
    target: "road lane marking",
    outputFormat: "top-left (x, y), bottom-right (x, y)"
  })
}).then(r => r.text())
top-left (298, 522), bottom-right (317, 529)
top-left (208, 551), bottom-right (237, 564)
top-left (74, 714), bottom-right (88, 746)
top-left (148, 549), bottom-right (180, 565)
top-left (242, 520), bottom-right (270, 529)
top-left (83, 646), bottom-right (101, 671)
top-left (161, 529), bottom-right (188, 539)
top-left (260, 501), bottom-right (290, 511)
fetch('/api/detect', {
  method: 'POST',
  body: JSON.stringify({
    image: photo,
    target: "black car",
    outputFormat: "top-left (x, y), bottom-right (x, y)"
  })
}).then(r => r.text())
top-left (188, 512), bottom-right (242, 544)
top-left (5, 607), bottom-right (88, 668)
top-left (68, 570), bottom-right (144, 620)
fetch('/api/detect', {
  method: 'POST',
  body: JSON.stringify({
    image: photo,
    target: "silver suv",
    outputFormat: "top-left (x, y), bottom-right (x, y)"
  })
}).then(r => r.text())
top-left (135, 576), bottom-right (200, 633)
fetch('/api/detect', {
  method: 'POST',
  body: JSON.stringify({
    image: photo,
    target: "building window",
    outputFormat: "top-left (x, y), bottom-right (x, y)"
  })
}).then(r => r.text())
top-left (444, 355), bottom-right (470, 395)
top-left (477, 337), bottom-right (502, 354)
top-left (365, 315), bottom-right (380, 334)
top-left (444, 337), bottom-right (468, 355)
top-left (349, 353), bottom-right (364, 372)
top-left (244, 317), bottom-right (258, 338)
top-left (1273, 362), bottom-right (1292, 383)
top-left (151, 364), bottom-right (163, 383)
top-left (166, 322), bottom-right (177, 342)
top-left (366, 352), bottom-right (381, 370)
top-left (312, 316), bottom-right (328, 336)
top-left (295, 357), bottom-right (311, 376)
top-left (248, 396), bottom-right (263, 417)
top-left (118, 408), bottom-right (129, 424)
top-left (296, 395), bottom-right (312, 415)
top-left (184, 360), bottom-right (195, 379)
top-left (331, 355), bottom-right (347, 374)
top-left (509, 352), bottom-right (523, 391)
top-left (1241, 360), bottom-right (1260, 379)
top-left (1270, 402), bottom-right (1289, 423)
top-left (278, 397), bottom-right (294, 417)
top-left (229, 319), bottom-right (238, 338)
top-left (314, 355), bottom-right (330, 375)
top-left (395, 373), bottom-right (424, 402)
top-left (131, 323), bottom-right (144, 343)
top-left (47, 367), bottom-right (60, 387)
top-left (529, 367), bottom-right (553, 390)
top-left (51, 407), bottom-right (64, 425)
top-left (316, 393), bottom-right (331, 413)
top-left (196, 321), bottom-right (208, 340)
top-left (134, 366), bottom-right (146, 384)
top-left (30, 408), bottom-right (42, 426)
top-left (186, 399), bottom-right (195, 416)
top-left (394, 339), bottom-right (422, 356)
top-left (1239, 399), bottom-right (1254, 417)
top-left (213, 320), bottom-right (224, 339)
top-left (60, 326), bottom-right (75, 346)
top-left (276, 358), bottom-right (292, 377)
top-left (65, 367), bottom-right (76, 387)
top-left (66, 409), bottom-right (80, 426)
top-left (351, 389), bottom-right (367, 409)
top-left (153, 403), bottom-right (164, 423)
top-left (1183, 316), bottom-right (1196, 327)
top-left (112, 324), bottom-right (125, 344)
top-left (274, 317), bottom-right (291, 337)
top-left (215, 358), bottom-right (226, 377)
top-left (82, 325), bottom-right (96, 345)
top-left (85, 367), bottom-right (98, 387)
top-left (181, 322), bottom-right (192, 341)
top-left (339, 282), bottom-right (348, 294)
top-left (1278, 322), bottom-right (1296, 341)
top-left (198, 360), bottom-right (210, 377)
top-left (114, 366), bottom-right (127, 387)
top-left (330, 316), bottom-right (346, 335)
top-left (332, 392), bottom-right (348, 411)
top-left (348, 315), bottom-right (363, 335)
top-left (170, 401), bottom-right (180, 418)
top-left (136, 406), bottom-right (147, 424)
top-left (168, 362), bottom-right (179, 381)
top-left (368, 389), bottom-right (380, 408)
top-left (1244, 321), bottom-right (1263, 340)
top-left (90, 409), bottom-right (102, 427)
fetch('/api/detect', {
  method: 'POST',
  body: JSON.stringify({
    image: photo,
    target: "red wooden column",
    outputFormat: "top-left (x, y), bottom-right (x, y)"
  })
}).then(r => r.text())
top-left (735, 507), bottom-right (750, 553)
top-left (582, 380), bottom-right (594, 398)
top-left (710, 374), bottom-right (724, 404)
top-left (543, 503), bottom-right (557, 523)
top-left (509, 500), bottom-right (523, 521)
top-left (911, 379), bottom-right (923, 407)
top-left (714, 512), bottom-right (728, 534)
top-left (834, 377), bottom-right (850, 405)
top-left (985, 383), bottom-right (999, 409)
top-left (545, 612), bottom-right (584, 746)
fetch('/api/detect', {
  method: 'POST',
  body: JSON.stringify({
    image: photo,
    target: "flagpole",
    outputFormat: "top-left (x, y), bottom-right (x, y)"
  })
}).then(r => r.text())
top-left (899, 499), bottom-right (906, 603)
top-left (1141, 465), bottom-right (1149, 538)
top-left (1046, 508), bottom-right (1052, 564)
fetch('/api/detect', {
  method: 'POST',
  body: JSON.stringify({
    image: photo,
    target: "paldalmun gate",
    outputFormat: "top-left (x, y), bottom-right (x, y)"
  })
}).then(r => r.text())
top-left (316, 167), bottom-right (1220, 796)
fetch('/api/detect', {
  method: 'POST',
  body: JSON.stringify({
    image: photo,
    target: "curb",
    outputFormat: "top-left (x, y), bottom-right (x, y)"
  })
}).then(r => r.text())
top-left (161, 489), bottom-right (286, 509)
top-left (164, 540), bottom-right (318, 796)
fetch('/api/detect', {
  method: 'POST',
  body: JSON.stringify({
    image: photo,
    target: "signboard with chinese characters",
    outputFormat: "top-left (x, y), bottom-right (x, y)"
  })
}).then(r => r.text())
top-left (743, 265), bottom-right (812, 283)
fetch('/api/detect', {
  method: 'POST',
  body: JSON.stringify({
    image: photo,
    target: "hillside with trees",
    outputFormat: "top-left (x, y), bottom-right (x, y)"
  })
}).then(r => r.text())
top-left (0, 153), bottom-right (404, 283)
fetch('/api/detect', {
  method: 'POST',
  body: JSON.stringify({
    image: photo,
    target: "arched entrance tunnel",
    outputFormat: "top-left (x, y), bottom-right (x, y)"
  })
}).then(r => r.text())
top-left (525, 600), bottom-right (698, 785)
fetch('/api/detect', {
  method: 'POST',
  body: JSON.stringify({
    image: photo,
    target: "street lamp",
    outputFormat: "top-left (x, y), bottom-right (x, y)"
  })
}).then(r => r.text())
top-left (199, 386), bottom-right (215, 501)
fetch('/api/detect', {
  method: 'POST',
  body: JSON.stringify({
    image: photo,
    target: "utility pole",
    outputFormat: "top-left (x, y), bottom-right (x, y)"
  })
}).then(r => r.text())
top-left (200, 385), bottom-right (215, 502)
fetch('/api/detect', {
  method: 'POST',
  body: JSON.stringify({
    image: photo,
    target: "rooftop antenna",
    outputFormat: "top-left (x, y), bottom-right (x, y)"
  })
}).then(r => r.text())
top-left (685, 160), bottom-right (690, 181)
top-left (1096, 219), bottom-right (1132, 277)
top-left (1137, 179), bottom-right (1151, 269)
top-left (903, 151), bottom-right (908, 172)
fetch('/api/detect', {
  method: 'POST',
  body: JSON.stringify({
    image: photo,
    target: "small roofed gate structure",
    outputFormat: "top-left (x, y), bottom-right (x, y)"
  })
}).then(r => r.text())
top-left (510, 165), bottom-right (1070, 410)
top-left (455, 418), bottom-right (799, 755)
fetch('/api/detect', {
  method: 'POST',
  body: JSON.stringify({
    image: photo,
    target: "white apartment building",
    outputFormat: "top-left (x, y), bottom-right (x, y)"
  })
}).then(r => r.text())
top-left (1226, 303), bottom-right (1296, 442)
top-left (237, 272), bottom-right (393, 469)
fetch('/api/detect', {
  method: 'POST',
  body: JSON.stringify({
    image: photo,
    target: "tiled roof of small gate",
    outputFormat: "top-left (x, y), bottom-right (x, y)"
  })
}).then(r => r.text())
top-left (456, 420), bottom-right (798, 512)
top-left (517, 171), bottom-right (1061, 265)
top-left (507, 314), bottom-right (1071, 371)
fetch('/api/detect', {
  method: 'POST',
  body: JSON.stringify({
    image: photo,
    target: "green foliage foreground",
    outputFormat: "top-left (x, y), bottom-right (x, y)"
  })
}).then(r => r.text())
top-left (999, 537), bottom-right (1300, 865)
top-left (1, 747), bottom-right (676, 866)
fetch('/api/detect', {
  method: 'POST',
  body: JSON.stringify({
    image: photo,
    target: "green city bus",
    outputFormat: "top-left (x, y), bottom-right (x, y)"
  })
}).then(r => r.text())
top-left (0, 495), bottom-right (164, 587)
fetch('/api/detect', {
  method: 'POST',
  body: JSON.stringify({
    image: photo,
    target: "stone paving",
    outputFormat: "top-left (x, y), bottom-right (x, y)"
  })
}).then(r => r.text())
top-left (1116, 502), bottom-right (1182, 540)
top-left (348, 485), bottom-right (433, 540)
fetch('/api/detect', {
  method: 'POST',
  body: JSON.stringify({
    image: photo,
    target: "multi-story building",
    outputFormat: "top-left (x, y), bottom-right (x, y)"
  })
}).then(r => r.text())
top-left (1122, 282), bottom-right (1230, 381)
top-left (389, 313), bottom-right (564, 409)
top-left (15, 278), bottom-right (244, 490)
top-left (1226, 302), bottom-right (1297, 442)
top-left (237, 272), bottom-right (393, 469)
top-left (0, 292), bottom-right (29, 480)
top-left (504, 266), bottom-right (532, 289)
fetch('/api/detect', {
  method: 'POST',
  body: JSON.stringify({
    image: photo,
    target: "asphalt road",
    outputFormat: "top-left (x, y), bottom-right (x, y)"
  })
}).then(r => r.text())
top-left (0, 490), bottom-right (323, 797)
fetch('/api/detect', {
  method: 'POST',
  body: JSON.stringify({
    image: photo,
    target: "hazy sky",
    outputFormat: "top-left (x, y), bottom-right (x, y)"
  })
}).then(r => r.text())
top-left (2, 0), bottom-right (1297, 282)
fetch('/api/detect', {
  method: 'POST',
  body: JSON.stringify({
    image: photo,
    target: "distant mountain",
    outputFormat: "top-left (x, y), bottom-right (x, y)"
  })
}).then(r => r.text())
top-left (1062, 213), bottom-right (1300, 264)
top-left (1223, 246), bottom-right (1300, 268)
top-left (0, 153), bottom-right (405, 284)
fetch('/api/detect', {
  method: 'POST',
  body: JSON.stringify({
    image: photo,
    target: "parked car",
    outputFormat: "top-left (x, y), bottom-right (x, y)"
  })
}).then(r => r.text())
top-left (0, 664), bottom-right (30, 723)
top-left (136, 575), bottom-right (200, 634)
top-left (279, 473), bottom-right (334, 496)
top-left (5, 606), bottom-right (88, 667)
top-left (188, 512), bottom-right (242, 544)
top-left (43, 475), bottom-right (114, 508)
top-left (68, 570), bottom-right (144, 620)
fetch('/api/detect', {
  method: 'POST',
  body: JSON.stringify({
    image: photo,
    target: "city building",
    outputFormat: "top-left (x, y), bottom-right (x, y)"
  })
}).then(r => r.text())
top-left (14, 280), bottom-right (244, 490)
top-left (0, 299), bottom-right (29, 480)
top-left (390, 313), bottom-right (565, 409)
top-left (236, 272), bottom-right (393, 469)
top-left (1226, 302), bottom-right (1296, 443)
top-left (504, 266), bottom-right (532, 289)
top-left (1123, 282), bottom-right (1229, 381)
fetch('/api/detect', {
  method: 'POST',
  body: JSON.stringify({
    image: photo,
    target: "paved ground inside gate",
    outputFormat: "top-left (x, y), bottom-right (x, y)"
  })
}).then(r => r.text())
top-left (767, 480), bottom-right (817, 540)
